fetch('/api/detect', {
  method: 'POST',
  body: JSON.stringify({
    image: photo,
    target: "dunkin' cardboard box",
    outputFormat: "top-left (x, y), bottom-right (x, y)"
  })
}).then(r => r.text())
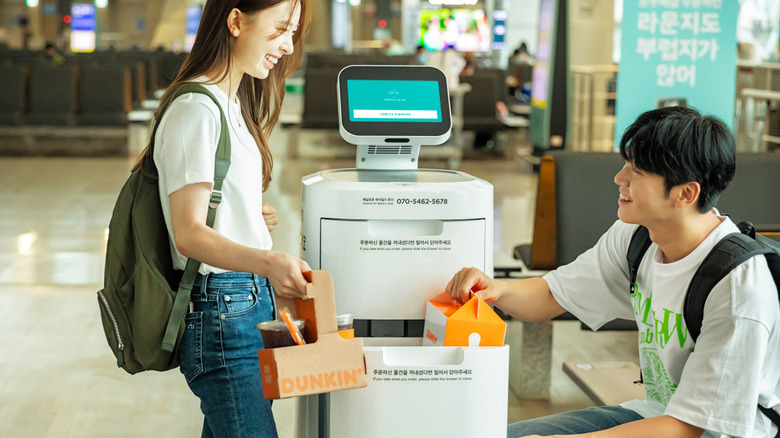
top-left (258, 270), bottom-right (367, 399)
top-left (422, 291), bottom-right (506, 347)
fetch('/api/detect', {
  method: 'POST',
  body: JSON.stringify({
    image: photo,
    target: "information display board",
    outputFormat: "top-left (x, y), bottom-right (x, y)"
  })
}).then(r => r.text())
top-left (528, 0), bottom-right (567, 151)
top-left (70, 3), bottom-right (96, 53)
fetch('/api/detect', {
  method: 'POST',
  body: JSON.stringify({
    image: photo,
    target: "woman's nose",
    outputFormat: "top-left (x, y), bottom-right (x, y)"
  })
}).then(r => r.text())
top-left (280, 35), bottom-right (294, 55)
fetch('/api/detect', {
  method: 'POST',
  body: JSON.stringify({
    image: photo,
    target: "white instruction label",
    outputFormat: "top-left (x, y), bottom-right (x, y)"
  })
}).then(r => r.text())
top-left (359, 239), bottom-right (452, 252)
top-left (371, 368), bottom-right (474, 383)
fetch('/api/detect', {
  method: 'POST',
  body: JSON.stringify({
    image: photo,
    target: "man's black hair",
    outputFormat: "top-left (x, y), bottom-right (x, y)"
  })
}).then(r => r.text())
top-left (618, 106), bottom-right (736, 213)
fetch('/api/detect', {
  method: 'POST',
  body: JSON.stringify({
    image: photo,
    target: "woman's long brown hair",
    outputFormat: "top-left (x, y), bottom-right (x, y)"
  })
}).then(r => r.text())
top-left (134, 0), bottom-right (312, 192)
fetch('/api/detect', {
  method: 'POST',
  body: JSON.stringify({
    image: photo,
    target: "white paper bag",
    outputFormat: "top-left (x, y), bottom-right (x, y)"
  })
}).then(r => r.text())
top-left (329, 345), bottom-right (509, 438)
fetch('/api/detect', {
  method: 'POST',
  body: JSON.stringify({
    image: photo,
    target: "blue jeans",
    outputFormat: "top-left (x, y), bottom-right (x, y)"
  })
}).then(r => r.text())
top-left (179, 272), bottom-right (277, 438)
top-left (507, 406), bottom-right (644, 437)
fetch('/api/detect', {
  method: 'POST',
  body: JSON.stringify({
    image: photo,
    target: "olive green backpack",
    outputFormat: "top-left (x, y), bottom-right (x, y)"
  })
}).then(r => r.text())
top-left (97, 83), bottom-right (230, 374)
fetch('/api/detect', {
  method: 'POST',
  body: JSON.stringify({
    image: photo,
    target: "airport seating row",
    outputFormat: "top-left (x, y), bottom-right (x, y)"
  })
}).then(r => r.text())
top-left (0, 50), bottom-right (186, 126)
top-left (2, 47), bottom-right (514, 134)
top-left (0, 63), bottom-right (131, 126)
top-left (459, 68), bottom-right (512, 135)
top-left (0, 49), bottom-right (186, 99)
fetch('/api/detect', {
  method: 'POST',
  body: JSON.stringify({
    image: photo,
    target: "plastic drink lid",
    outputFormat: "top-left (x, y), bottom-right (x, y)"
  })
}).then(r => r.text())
top-left (257, 319), bottom-right (305, 331)
top-left (336, 313), bottom-right (354, 324)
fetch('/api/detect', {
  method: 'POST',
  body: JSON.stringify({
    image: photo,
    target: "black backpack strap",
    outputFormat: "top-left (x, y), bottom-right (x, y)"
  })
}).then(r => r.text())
top-left (626, 225), bottom-right (653, 384)
top-left (685, 221), bottom-right (780, 433)
top-left (683, 230), bottom-right (773, 342)
top-left (759, 404), bottom-right (780, 438)
top-left (160, 83), bottom-right (232, 352)
top-left (627, 225), bottom-right (652, 295)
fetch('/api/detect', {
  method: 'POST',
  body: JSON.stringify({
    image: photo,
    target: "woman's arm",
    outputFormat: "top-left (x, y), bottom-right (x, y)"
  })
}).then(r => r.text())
top-left (169, 182), bottom-right (309, 298)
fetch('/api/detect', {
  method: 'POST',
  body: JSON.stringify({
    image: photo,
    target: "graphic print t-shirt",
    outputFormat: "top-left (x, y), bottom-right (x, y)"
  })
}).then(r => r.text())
top-left (544, 217), bottom-right (780, 437)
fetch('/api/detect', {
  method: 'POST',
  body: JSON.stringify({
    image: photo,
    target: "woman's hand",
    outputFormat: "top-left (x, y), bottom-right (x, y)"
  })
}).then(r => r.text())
top-left (264, 251), bottom-right (311, 299)
top-left (445, 267), bottom-right (506, 304)
top-left (262, 203), bottom-right (278, 232)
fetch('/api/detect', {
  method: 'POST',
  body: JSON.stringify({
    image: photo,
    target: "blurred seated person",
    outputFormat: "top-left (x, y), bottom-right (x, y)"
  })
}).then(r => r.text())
top-left (425, 47), bottom-right (466, 88)
top-left (42, 43), bottom-right (65, 66)
top-left (508, 42), bottom-right (533, 103)
top-left (415, 45), bottom-right (428, 64)
top-left (459, 54), bottom-right (508, 150)
top-left (509, 42), bottom-right (534, 66)
top-left (460, 52), bottom-right (477, 76)
top-left (384, 39), bottom-right (406, 56)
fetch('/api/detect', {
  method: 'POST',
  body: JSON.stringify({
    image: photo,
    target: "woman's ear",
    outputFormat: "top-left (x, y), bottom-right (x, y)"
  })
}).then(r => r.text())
top-left (227, 8), bottom-right (242, 37)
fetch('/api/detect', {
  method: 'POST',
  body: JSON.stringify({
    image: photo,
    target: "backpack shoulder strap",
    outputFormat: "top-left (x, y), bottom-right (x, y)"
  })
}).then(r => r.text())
top-left (683, 223), bottom-right (774, 342)
top-left (161, 83), bottom-right (232, 352)
top-left (144, 83), bottom-right (231, 178)
top-left (627, 225), bottom-right (653, 295)
top-left (759, 404), bottom-right (780, 438)
top-left (626, 225), bottom-right (653, 384)
top-left (688, 222), bottom-right (780, 434)
top-left (169, 84), bottom-right (231, 223)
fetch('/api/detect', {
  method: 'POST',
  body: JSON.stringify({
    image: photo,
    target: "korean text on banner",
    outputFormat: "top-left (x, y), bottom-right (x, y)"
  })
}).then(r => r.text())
top-left (615, 0), bottom-right (738, 147)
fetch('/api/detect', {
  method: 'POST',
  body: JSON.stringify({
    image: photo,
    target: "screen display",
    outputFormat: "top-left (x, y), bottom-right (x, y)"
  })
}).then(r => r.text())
top-left (338, 65), bottom-right (451, 139)
top-left (347, 80), bottom-right (442, 123)
top-left (419, 9), bottom-right (490, 53)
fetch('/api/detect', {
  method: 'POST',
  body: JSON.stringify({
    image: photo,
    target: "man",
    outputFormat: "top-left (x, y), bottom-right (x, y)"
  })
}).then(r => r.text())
top-left (446, 107), bottom-right (780, 438)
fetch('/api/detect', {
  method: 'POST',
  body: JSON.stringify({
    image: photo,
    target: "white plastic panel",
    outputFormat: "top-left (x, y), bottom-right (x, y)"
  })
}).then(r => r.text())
top-left (328, 346), bottom-right (509, 438)
top-left (320, 218), bottom-right (486, 320)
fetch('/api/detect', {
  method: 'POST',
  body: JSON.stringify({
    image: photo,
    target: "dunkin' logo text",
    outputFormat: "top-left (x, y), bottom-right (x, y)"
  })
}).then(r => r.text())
top-left (280, 368), bottom-right (364, 394)
top-left (426, 329), bottom-right (438, 344)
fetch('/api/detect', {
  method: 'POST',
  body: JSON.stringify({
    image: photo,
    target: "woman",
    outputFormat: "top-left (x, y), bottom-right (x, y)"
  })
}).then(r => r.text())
top-left (136, 0), bottom-right (312, 436)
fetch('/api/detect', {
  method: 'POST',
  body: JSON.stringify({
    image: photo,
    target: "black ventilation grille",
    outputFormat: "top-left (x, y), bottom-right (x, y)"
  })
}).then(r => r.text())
top-left (367, 145), bottom-right (413, 155)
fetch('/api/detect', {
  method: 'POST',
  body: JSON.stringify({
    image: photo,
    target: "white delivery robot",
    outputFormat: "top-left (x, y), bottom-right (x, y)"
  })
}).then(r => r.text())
top-left (301, 65), bottom-right (493, 338)
top-left (298, 65), bottom-right (507, 438)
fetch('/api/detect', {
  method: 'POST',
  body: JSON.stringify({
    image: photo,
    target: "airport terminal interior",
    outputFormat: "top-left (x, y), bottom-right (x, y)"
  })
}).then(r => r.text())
top-left (0, 0), bottom-right (779, 436)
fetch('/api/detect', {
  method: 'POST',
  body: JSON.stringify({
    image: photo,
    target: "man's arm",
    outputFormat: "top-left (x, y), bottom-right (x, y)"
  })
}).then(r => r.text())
top-left (445, 268), bottom-right (566, 322)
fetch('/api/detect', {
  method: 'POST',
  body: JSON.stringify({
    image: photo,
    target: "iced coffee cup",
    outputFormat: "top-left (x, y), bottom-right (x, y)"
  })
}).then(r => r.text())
top-left (257, 319), bottom-right (307, 348)
top-left (337, 313), bottom-right (355, 339)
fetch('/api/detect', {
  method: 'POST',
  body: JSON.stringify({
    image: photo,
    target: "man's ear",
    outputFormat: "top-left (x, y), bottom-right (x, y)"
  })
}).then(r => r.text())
top-left (673, 181), bottom-right (701, 209)
top-left (227, 8), bottom-right (242, 37)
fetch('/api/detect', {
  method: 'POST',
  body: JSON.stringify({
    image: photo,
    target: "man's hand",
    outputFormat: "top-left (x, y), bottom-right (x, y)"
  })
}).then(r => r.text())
top-left (445, 267), bottom-right (504, 304)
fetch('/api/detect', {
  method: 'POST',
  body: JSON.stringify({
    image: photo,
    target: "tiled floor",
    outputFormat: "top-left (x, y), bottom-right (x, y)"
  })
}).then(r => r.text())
top-left (0, 126), bottom-right (637, 437)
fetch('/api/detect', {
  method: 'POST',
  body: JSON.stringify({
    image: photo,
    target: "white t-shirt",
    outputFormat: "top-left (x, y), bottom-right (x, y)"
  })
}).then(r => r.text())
top-left (545, 215), bottom-right (780, 437)
top-left (153, 81), bottom-right (273, 274)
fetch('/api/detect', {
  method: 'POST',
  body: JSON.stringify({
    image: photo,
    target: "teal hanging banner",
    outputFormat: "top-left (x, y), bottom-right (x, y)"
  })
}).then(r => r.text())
top-left (615, 0), bottom-right (738, 147)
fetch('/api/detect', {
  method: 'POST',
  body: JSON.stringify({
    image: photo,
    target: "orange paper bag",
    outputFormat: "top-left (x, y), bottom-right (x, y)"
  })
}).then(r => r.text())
top-left (422, 291), bottom-right (506, 347)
